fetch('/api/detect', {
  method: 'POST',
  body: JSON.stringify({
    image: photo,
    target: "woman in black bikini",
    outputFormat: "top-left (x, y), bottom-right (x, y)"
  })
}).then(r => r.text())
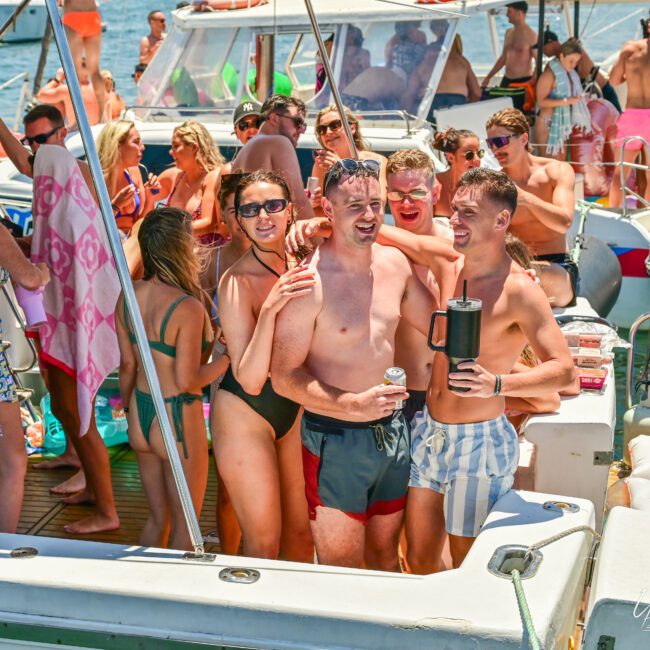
top-left (213, 171), bottom-right (314, 561)
top-left (115, 207), bottom-right (229, 551)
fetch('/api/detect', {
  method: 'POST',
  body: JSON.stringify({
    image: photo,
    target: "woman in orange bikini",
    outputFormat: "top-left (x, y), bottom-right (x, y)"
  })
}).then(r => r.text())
top-left (158, 121), bottom-right (229, 247)
top-left (61, 0), bottom-right (105, 119)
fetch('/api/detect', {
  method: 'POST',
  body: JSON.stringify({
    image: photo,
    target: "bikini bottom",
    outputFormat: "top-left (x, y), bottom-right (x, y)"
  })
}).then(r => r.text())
top-left (62, 11), bottom-right (102, 39)
top-left (135, 388), bottom-right (202, 459)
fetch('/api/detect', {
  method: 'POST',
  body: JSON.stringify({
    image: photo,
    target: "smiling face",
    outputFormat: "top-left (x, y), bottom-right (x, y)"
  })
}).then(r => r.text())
top-left (169, 133), bottom-right (197, 171)
top-left (119, 127), bottom-right (144, 167)
top-left (323, 175), bottom-right (383, 248)
top-left (23, 117), bottom-right (66, 153)
top-left (448, 136), bottom-right (483, 174)
top-left (237, 181), bottom-right (292, 246)
top-left (387, 169), bottom-right (437, 235)
top-left (317, 110), bottom-right (350, 154)
top-left (450, 185), bottom-right (509, 252)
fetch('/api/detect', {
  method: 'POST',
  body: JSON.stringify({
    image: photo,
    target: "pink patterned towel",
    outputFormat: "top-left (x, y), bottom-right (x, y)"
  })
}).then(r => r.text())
top-left (32, 145), bottom-right (121, 436)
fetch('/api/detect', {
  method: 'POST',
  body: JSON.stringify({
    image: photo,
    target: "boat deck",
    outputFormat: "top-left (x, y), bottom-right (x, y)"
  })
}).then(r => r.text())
top-left (17, 445), bottom-right (222, 550)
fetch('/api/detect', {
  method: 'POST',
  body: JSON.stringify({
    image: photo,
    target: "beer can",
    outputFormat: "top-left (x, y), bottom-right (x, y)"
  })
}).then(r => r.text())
top-left (306, 176), bottom-right (320, 199)
top-left (384, 367), bottom-right (406, 410)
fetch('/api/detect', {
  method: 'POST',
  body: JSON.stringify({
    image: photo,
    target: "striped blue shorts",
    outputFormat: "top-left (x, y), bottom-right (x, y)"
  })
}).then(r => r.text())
top-left (409, 408), bottom-right (519, 538)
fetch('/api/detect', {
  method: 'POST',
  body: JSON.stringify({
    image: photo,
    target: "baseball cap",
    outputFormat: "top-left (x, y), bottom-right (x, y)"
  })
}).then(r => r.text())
top-left (233, 100), bottom-right (262, 127)
top-left (544, 29), bottom-right (559, 45)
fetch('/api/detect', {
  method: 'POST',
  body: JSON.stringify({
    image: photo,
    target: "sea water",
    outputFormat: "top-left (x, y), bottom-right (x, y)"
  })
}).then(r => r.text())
top-left (0, 0), bottom-right (648, 456)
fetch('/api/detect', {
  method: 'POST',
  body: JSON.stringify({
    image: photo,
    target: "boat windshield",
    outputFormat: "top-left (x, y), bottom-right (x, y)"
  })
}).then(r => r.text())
top-left (136, 18), bottom-right (455, 121)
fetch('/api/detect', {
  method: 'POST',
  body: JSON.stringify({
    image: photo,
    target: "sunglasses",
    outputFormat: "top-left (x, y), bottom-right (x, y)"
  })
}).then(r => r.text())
top-left (237, 118), bottom-right (261, 131)
top-left (238, 198), bottom-right (288, 218)
top-left (275, 113), bottom-right (307, 131)
top-left (324, 158), bottom-right (381, 192)
top-left (486, 134), bottom-right (519, 150)
top-left (463, 149), bottom-right (485, 161)
top-left (21, 125), bottom-right (62, 147)
top-left (316, 119), bottom-right (343, 136)
top-left (387, 188), bottom-right (428, 201)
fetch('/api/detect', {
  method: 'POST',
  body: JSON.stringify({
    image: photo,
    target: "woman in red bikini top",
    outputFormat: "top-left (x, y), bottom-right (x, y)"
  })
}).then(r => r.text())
top-left (158, 121), bottom-right (230, 248)
top-left (97, 120), bottom-right (160, 236)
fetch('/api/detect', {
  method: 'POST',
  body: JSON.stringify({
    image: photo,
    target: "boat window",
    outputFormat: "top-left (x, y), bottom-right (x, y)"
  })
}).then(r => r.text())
top-left (282, 31), bottom-right (334, 103)
top-left (137, 24), bottom-right (189, 107)
top-left (457, 14), bottom-right (494, 80)
top-left (326, 19), bottom-right (452, 118)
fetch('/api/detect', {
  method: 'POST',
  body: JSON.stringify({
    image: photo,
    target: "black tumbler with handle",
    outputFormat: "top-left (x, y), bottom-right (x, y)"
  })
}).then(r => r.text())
top-left (427, 281), bottom-right (482, 393)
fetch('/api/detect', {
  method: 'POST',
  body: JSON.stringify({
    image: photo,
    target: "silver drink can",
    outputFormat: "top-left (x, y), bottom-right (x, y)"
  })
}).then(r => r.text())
top-left (306, 176), bottom-right (320, 198)
top-left (384, 367), bottom-right (406, 410)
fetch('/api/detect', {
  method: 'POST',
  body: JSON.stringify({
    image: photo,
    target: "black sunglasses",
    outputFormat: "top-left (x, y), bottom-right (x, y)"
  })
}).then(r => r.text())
top-left (486, 134), bottom-right (519, 150)
top-left (275, 112), bottom-right (307, 130)
top-left (464, 149), bottom-right (485, 161)
top-left (21, 125), bottom-right (62, 147)
top-left (316, 119), bottom-right (343, 136)
top-left (238, 198), bottom-right (288, 218)
top-left (237, 118), bottom-right (261, 131)
top-left (324, 158), bottom-right (380, 192)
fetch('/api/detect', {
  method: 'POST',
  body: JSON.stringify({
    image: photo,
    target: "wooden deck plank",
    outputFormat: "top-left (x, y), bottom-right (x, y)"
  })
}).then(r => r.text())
top-left (17, 445), bottom-right (222, 551)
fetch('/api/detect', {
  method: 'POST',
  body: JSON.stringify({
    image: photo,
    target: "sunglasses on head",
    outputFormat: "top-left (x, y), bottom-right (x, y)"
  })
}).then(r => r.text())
top-left (316, 119), bottom-right (343, 136)
top-left (238, 198), bottom-right (288, 218)
top-left (21, 125), bottom-right (62, 147)
top-left (387, 188), bottom-right (428, 201)
top-left (237, 117), bottom-right (261, 131)
top-left (463, 149), bottom-right (485, 161)
top-left (324, 158), bottom-right (381, 192)
top-left (275, 112), bottom-right (307, 131)
top-left (486, 134), bottom-right (519, 150)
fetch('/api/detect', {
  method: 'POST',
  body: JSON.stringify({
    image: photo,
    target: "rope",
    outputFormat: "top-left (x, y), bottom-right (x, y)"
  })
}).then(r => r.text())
top-left (511, 569), bottom-right (542, 650)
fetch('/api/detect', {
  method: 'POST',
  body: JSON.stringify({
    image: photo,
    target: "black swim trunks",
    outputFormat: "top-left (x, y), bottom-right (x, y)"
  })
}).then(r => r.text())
top-left (402, 389), bottom-right (427, 424)
top-left (535, 253), bottom-right (580, 307)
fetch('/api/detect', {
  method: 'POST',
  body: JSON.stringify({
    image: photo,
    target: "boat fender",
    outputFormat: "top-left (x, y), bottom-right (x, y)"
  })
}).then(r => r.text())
top-left (192, 0), bottom-right (265, 10)
top-left (575, 234), bottom-right (622, 317)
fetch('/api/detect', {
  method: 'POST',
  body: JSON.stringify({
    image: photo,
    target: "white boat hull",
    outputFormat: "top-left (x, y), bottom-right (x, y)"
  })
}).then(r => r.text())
top-left (0, 1), bottom-right (47, 43)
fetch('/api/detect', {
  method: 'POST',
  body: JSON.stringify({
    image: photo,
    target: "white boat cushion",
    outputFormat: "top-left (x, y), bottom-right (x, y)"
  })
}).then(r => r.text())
top-left (629, 435), bottom-right (650, 480)
top-left (625, 477), bottom-right (650, 512)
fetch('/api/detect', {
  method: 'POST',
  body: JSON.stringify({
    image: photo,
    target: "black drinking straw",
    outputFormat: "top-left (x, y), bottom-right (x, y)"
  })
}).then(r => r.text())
top-left (462, 279), bottom-right (468, 303)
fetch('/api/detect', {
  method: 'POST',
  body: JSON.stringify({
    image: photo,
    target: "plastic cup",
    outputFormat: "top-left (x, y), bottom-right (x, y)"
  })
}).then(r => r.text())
top-left (14, 285), bottom-right (46, 328)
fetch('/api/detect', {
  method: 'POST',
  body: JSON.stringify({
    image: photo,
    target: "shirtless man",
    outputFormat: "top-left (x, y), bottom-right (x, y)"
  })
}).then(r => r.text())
top-left (36, 66), bottom-right (100, 129)
top-left (486, 108), bottom-right (576, 307)
top-left (140, 10), bottom-right (167, 66)
top-left (61, 0), bottom-right (105, 120)
top-left (406, 33), bottom-right (481, 117)
top-left (608, 18), bottom-right (650, 208)
top-left (481, 1), bottom-right (537, 110)
top-left (0, 105), bottom-right (118, 534)
top-left (381, 168), bottom-right (575, 570)
top-left (271, 160), bottom-right (433, 571)
top-left (231, 94), bottom-right (315, 220)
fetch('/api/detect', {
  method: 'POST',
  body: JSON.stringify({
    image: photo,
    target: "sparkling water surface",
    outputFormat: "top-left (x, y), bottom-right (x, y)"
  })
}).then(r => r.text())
top-left (1, 0), bottom-right (648, 456)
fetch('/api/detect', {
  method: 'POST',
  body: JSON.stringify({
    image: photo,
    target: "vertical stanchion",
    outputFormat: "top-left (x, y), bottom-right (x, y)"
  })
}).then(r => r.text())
top-left (43, 0), bottom-right (205, 554)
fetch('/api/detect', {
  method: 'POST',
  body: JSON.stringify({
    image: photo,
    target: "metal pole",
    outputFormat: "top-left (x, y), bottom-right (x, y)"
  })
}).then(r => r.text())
top-left (573, 0), bottom-right (580, 39)
top-left (33, 21), bottom-right (53, 95)
top-left (14, 73), bottom-right (31, 132)
top-left (536, 0), bottom-right (546, 79)
top-left (43, 0), bottom-right (205, 555)
top-left (0, 0), bottom-right (31, 40)
top-left (303, 0), bottom-right (358, 159)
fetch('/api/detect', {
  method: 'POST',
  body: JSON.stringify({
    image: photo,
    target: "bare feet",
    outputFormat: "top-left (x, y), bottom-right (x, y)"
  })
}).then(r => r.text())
top-left (63, 513), bottom-right (120, 535)
top-left (49, 469), bottom-right (86, 495)
top-left (61, 488), bottom-right (95, 506)
top-left (34, 452), bottom-right (81, 471)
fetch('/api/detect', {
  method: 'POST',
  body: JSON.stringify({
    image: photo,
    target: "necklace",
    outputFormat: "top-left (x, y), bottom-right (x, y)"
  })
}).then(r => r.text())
top-left (251, 247), bottom-right (285, 279)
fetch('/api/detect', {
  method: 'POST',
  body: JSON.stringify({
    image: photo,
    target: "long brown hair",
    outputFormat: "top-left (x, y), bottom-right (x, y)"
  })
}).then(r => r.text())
top-left (138, 206), bottom-right (213, 342)
top-left (315, 104), bottom-right (367, 151)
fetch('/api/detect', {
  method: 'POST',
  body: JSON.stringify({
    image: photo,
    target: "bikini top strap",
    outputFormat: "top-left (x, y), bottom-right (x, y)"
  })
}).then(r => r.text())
top-left (159, 294), bottom-right (191, 343)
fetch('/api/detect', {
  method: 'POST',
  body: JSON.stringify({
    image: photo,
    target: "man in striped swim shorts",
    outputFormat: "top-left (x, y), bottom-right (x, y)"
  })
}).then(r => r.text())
top-left (402, 168), bottom-right (575, 572)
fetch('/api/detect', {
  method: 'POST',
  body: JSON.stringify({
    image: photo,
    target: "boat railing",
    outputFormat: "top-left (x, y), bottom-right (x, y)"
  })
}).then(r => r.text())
top-left (618, 136), bottom-right (650, 218)
top-left (626, 313), bottom-right (650, 411)
top-left (127, 104), bottom-right (421, 134)
top-left (0, 71), bottom-right (31, 132)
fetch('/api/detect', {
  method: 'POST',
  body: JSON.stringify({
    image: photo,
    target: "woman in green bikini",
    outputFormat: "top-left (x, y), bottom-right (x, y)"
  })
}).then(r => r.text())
top-left (213, 171), bottom-right (314, 561)
top-left (116, 207), bottom-right (229, 550)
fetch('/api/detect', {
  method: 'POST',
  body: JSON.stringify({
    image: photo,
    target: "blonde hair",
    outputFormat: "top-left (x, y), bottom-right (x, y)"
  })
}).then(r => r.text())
top-left (173, 120), bottom-right (224, 173)
top-left (96, 119), bottom-right (136, 196)
top-left (139, 206), bottom-right (214, 342)
top-left (315, 104), bottom-right (367, 151)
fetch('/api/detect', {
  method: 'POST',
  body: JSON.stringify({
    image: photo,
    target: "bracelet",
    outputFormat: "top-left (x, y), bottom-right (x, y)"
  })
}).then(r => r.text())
top-left (123, 406), bottom-right (129, 413)
top-left (493, 374), bottom-right (502, 396)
